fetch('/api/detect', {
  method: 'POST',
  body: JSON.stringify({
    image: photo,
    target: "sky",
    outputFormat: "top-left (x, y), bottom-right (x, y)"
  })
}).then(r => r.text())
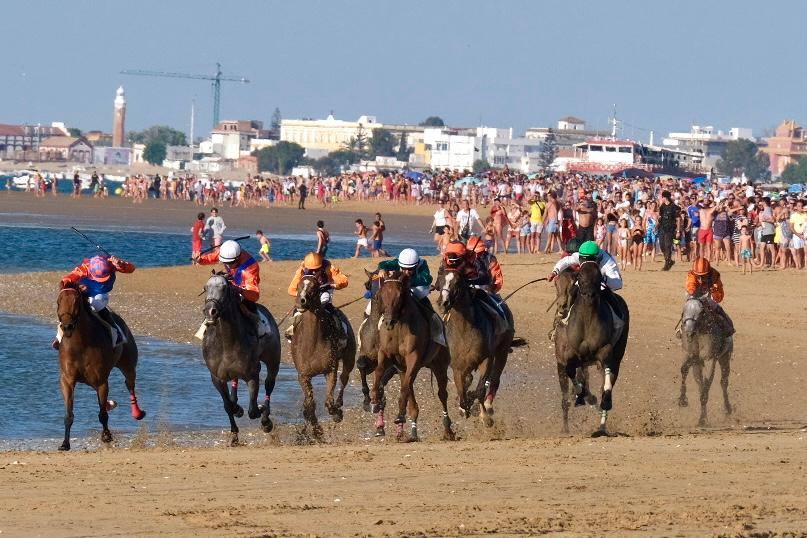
top-left (3, 0), bottom-right (806, 141)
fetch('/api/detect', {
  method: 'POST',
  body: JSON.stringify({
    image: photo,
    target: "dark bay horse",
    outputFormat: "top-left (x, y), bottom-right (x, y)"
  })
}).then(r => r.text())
top-left (374, 270), bottom-right (454, 441)
top-left (435, 268), bottom-right (513, 426)
top-left (679, 295), bottom-right (733, 426)
top-left (202, 274), bottom-right (281, 446)
top-left (554, 262), bottom-right (629, 436)
top-left (56, 285), bottom-right (146, 451)
top-left (357, 269), bottom-right (398, 411)
top-left (291, 274), bottom-right (356, 439)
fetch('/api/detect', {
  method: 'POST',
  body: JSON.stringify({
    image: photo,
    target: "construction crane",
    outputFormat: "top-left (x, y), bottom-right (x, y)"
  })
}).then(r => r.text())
top-left (120, 62), bottom-right (249, 128)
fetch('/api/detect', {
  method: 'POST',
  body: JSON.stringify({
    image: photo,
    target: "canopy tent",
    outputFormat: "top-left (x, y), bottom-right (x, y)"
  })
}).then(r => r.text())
top-left (690, 176), bottom-right (707, 185)
top-left (404, 171), bottom-right (426, 183)
top-left (454, 175), bottom-right (486, 187)
top-left (787, 183), bottom-right (804, 193)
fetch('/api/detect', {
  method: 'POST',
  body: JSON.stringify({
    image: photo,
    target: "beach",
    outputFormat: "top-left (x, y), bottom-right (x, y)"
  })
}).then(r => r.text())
top-left (1, 194), bottom-right (806, 535)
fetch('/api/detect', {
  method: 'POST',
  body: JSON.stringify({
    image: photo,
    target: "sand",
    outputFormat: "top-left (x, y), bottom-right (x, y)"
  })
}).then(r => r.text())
top-left (1, 193), bottom-right (806, 536)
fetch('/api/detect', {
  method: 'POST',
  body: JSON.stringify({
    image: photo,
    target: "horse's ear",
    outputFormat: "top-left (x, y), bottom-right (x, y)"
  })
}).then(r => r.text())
top-left (210, 269), bottom-right (216, 275)
top-left (364, 268), bottom-right (373, 279)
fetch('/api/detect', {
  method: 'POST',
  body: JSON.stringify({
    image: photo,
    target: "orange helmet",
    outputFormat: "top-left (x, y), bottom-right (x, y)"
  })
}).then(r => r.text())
top-left (444, 241), bottom-right (467, 267)
top-left (692, 257), bottom-right (711, 276)
top-left (304, 252), bottom-right (323, 270)
top-left (467, 236), bottom-right (487, 254)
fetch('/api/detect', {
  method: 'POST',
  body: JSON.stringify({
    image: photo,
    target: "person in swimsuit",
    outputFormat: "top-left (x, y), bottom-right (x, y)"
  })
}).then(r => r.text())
top-left (617, 218), bottom-right (630, 269)
top-left (315, 220), bottom-right (330, 257)
top-left (354, 219), bottom-right (369, 257)
top-left (256, 230), bottom-right (272, 262)
top-left (711, 203), bottom-right (730, 265)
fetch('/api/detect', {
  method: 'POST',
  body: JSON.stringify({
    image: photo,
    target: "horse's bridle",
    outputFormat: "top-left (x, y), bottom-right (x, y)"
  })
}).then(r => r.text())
top-left (438, 268), bottom-right (464, 312)
top-left (57, 287), bottom-right (80, 333)
top-left (380, 276), bottom-right (406, 326)
top-left (297, 274), bottom-right (326, 313)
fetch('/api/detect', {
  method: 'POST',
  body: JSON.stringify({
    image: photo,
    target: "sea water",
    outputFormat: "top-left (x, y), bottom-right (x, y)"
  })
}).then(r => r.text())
top-left (0, 313), bottom-right (328, 450)
top-left (0, 224), bottom-right (425, 272)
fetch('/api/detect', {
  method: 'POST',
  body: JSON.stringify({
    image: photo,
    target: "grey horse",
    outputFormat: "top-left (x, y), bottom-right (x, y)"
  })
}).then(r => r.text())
top-left (679, 295), bottom-right (733, 426)
top-left (202, 274), bottom-right (282, 446)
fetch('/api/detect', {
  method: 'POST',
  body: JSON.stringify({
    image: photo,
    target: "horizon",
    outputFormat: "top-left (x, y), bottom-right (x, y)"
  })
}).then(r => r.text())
top-left (1, 1), bottom-right (805, 140)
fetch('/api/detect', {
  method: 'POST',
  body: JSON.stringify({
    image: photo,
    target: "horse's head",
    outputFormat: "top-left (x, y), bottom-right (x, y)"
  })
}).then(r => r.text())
top-left (203, 274), bottom-right (232, 324)
top-left (296, 274), bottom-right (323, 312)
top-left (682, 294), bottom-right (707, 336)
top-left (57, 285), bottom-right (83, 336)
top-left (436, 268), bottom-right (465, 314)
top-left (577, 261), bottom-right (602, 303)
top-left (378, 269), bottom-right (410, 329)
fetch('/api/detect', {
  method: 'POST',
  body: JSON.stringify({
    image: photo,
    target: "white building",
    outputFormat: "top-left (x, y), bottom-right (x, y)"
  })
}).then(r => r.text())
top-left (662, 125), bottom-right (754, 167)
top-left (421, 126), bottom-right (547, 173)
top-left (205, 120), bottom-right (269, 160)
top-left (280, 114), bottom-right (380, 153)
top-left (557, 116), bottom-right (586, 131)
top-left (423, 128), bottom-right (477, 170)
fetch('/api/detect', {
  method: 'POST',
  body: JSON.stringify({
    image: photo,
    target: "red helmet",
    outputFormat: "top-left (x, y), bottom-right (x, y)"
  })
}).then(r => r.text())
top-left (467, 236), bottom-right (487, 254)
top-left (88, 256), bottom-right (113, 282)
top-left (692, 257), bottom-right (711, 276)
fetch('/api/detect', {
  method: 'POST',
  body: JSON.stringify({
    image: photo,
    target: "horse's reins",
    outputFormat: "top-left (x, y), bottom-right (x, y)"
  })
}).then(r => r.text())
top-left (335, 295), bottom-right (365, 309)
top-left (499, 277), bottom-right (547, 304)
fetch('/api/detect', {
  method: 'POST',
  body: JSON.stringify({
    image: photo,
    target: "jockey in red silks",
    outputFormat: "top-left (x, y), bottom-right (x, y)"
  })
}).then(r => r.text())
top-left (53, 254), bottom-right (135, 349)
top-left (196, 239), bottom-right (261, 304)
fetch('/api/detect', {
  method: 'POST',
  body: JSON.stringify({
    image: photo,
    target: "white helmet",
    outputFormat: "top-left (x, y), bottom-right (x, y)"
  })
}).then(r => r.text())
top-left (219, 240), bottom-right (241, 263)
top-left (397, 248), bottom-right (419, 269)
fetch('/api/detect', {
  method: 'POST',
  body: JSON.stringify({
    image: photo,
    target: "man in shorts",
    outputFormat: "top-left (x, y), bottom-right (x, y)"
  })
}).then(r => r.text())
top-left (528, 194), bottom-right (546, 253)
top-left (698, 201), bottom-right (716, 261)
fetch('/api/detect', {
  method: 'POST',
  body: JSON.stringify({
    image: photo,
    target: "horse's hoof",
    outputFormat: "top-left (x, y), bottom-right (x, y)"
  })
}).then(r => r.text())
top-left (678, 396), bottom-right (689, 408)
top-left (375, 427), bottom-right (385, 437)
top-left (312, 425), bottom-right (324, 440)
top-left (698, 418), bottom-right (707, 428)
top-left (481, 414), bottom-right (494, 428)
top-left (406, 434), bottom-right (420, 443)
top-left (561, 426), bottom-right (570, 435)
top-left (459, 406), bottom-right (470, 418)
top-left (371, 403), bottom-right (381, 414)
top-left (58, 443), bottom-right (70, 451)
top-left (248, 408), bottom-right (261, 420)
top-left (591, 429), bottom-right (608, 438)
top-left (233, 405), bottom-right (244, 418)
top-left (132, 408), bottom-right (146, 421)
top-left (229, 435), bottom-right (239, 447)
top-left (585, 394), bottom-right (598, 406)
top-left (725, 404), bottom-right (733, 415)
top-left (574, 396), bottom-right (586, 407)
top-left (362, 401), bottom-right (371, 412)
top-left (101, 431), bottom-right (113, 443)
top-left (106, 399), bottom-right (118, 411)
top-left (443, 430), bottom-right (456, 441)
top-left (262, 419), bottom-right (274, 433)
top-left (332, 409), bottom-right (343, 423)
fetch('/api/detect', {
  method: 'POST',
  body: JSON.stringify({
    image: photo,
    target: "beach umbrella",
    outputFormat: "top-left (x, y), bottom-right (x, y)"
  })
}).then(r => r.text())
top-left (787, 183), bottom-right (803, 193)
top-left (405, 171), bottom-right (425, 183)
top-left (690, 176), bottom-right (707, 184)
top-left (454, 175), bottom-right (485, 187)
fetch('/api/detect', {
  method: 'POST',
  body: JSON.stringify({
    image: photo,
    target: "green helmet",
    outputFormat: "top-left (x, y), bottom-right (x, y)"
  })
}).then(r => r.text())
top-left (578, 240), bottom-right (600, 258)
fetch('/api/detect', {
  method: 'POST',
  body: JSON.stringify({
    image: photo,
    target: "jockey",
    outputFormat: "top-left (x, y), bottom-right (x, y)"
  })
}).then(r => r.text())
top-left (53, 254), bottom-right (135, 349)
top-left (286, 252), bottom-right (349, 341)
top-left (196, 239), bottom-right (260, 304)
top-left (547, 240), bottom-right (624, 335)
top-left (466, 236), bottom-right (513, 331)
top-left (373, 247), bottom-right (431, 298)
top-left (683, 257), bottom-right (735, 335)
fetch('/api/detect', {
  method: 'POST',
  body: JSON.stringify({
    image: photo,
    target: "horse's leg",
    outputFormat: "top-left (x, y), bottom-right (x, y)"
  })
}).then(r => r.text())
top-left (324, 366), bottom-right (338, 418)
top-left (96, 381), bottom-right (112, 444)
top-left (299, 374), bottom-right (322, 440)
top-left (474, 358), bottom-right (494, 427)
top-left (700, 357), bottom-right (718, 426)
top-left (691, 361), bottom-right (707, 427)
top-left (212, 375), bottom-right (239, 446)
top-left (228, 379), bottom-right (244, 417)
top-left (679, 358), bottom-right (692, 407)
top-left (719, 351), bottom-right (732, 416)
top-left (453, 366), bottom-right (470, 418)
top-left (246, 374), bottom-right (261, 420)
top-left (117, 353), bottom-right (146, 420)
top-left (260, 353), bottom-right (280, 433)
top-left (371, 354), bottom-right (388, 436)
top-left (334, 351), bottom-right (354, 423)
top-left (485, 348), bottom-right (510, 414)
top-left (358, 357), bottom-right (373, 412)
top-left (433, 355), bottom-right (455, 441)
top-left (59, 375), bottom-right (75, 451)
top-left (556, 362), bottom-right (570, 434)
top-left (592, 347), bottom-right (617, 438)
top-left (405, 370), bottom-right (420, 441)
top-left (396, 358), bottom-right (419, 442)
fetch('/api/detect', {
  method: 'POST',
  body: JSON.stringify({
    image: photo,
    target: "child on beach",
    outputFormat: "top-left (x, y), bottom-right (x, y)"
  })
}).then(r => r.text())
top-left (353, 219), bottom-right (369, 258)
top-left (739, 225), bottom-right (753, 274)
top-left (631, 221), bottom-right (645, 271)
top-left (594, 217), bottom-right (606, 251)
top-left (483, 216), bottom-right (496, 252)
top-left (256, 230), bottom-right (272, 262)
top-left (617, 219), bottom-right (630, 269)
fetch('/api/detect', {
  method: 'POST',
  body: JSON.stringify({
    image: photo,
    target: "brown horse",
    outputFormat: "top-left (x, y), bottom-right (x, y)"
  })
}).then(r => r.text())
top-left (56, 285), bottom-right (146, 451)
top-left (554, 262), bottom-right (629, 436)
top-left (291, 274), bottom-right (356, 439)
top-left (374, 270), bottom-right (454, 441)
top-left (435, 268), bottom-right (513, 426)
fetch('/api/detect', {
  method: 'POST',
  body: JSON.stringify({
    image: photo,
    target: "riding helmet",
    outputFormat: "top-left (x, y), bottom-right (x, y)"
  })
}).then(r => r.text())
top-left (397, 248), bottom-right (420, 269)
top-left (467, 236), bottom-right (487, 254)
top-left (692, 257), bottom-right (711, 276)
top-left (304, 252), bottom-right (324, 270)
top-left (578, 240), bottom-right (600, 259)
top-left (219, 240), bottom-right (242, 263)
top-left (88, 256), bottom-right (113, 282)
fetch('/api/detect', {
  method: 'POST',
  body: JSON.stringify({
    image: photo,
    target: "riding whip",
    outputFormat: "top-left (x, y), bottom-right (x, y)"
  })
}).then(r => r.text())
top-left (335, 295), bottom-right (365, 309)
top-left (70, 226), bottom-right (112, 257)
top-left (197, 235), bottom-right (250, 257)
top-left (276, 306), bottom-right (295, 327)
top-left (545, 295), bottom-right (559, 313)
top-left (499, 277), bottom-right (547, 304)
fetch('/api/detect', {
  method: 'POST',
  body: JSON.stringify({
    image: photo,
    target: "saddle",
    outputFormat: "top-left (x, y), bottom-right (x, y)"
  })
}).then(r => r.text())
top-left (558, 285), bottom-right (626, 345)
top-left (91, 308), bottom-right (126, 358)
top-left (240, 303), bottom-right (273, 338)
top-left (472, 289), bottom-right (511, 338)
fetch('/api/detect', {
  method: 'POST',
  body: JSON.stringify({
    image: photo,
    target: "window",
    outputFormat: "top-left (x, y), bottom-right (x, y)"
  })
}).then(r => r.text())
top-left (589, 145), bottom-right (603, 152)
top-left (618, 147), bottom-right (632, 153)
top-left (605, 146), bottom-right (616, 152)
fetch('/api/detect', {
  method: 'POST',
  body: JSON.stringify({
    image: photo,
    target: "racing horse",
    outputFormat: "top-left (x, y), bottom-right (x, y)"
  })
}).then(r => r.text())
top-left (291, 274), bottom-right (356, 439)
top-left (679, 294), bottom-right (733, 426)
top-left (56, 284), bottom-right (146, 450)
top-left (373, 269), bottom-right (455, 441)
top-left (435, 267), bottom-right (513, 426)
top-left (553, 261), bottom-right (629, 436)
top-left (201, 274), bottom-right (281, 446)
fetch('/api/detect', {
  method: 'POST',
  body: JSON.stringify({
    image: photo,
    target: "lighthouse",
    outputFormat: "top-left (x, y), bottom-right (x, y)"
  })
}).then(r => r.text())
top-left (112, 86), bottom-right (126, 147)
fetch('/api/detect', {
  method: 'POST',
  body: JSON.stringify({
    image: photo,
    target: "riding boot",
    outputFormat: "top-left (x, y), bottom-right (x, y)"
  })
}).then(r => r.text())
top-left (97, 308), bottom-right (124, 346)
top-left (324, 303), bottom-right (348, 349)
top-left (715, 304), bottom-right (735, 336)
top-left (240, 301), bottom-right (265, 337)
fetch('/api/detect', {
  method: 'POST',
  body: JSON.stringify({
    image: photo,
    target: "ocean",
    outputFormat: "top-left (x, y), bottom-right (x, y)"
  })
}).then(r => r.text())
top-left (0, 223), bottom-right (427, 272)
top-left (0, 312), bottom-right (333, 450)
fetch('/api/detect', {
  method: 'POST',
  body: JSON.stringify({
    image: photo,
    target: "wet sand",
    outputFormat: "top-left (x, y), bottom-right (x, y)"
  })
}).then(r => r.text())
top-left (1, 193), bottom-right (807, 535)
